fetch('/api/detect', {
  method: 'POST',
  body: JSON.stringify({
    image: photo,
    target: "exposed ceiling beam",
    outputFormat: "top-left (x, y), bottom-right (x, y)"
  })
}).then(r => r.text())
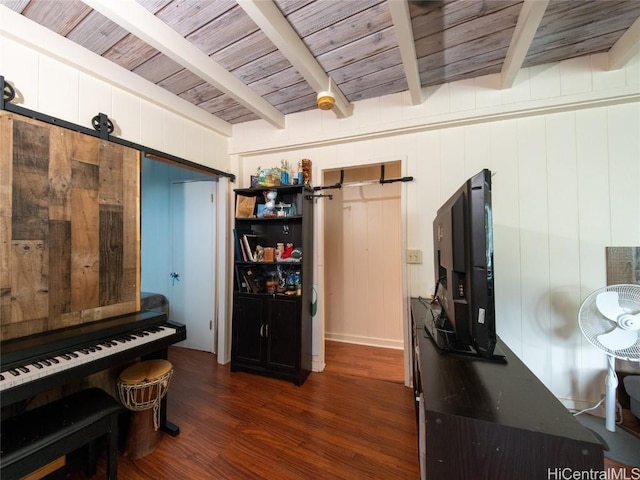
top-left (388, 0), bottom-right (424, 105)
top-left (82, 0), bottom-right (286, 129)
top-left (237, 0), bottom-right (353, 119)
top-left (501, 0), bottom-right (549, 89)
top-left (0, 5), bottom-right (232, 137)
top-left (608, 16), bottom-right (640, 70)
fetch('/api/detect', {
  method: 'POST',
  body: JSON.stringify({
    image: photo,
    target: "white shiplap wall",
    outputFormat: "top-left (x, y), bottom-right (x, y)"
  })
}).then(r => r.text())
top-left (1, 10), bottom-right (638, 405)
top-left (231, 54), bottom-right (640, 406)
top-left (0, 33), bottom-right (229, 172)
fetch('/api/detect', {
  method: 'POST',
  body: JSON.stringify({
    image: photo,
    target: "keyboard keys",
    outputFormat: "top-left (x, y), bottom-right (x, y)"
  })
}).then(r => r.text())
top-left (0, 326), bottom-right (177, 392)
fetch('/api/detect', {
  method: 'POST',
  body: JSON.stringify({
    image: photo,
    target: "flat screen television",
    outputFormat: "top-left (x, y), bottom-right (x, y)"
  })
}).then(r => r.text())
top-left (426, 168), bottom-right (505, 362)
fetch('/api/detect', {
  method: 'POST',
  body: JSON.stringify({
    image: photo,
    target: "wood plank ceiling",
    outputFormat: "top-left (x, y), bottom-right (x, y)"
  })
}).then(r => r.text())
top-left (2, 0), bottom-right (639, 132)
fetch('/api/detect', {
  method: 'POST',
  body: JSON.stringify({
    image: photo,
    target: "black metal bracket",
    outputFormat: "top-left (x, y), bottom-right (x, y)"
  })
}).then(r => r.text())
top-left (0, 75), bottom-right (235, 182)
top-left (379, 164), bottom-right (414, 184)
top-left (313, 169), bottom-right (343, 192)
top-left (313, 165), bottom-right (413, 192)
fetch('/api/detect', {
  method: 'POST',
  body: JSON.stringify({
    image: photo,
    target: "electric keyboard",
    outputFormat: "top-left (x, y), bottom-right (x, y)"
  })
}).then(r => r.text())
top-left (0, 310), bottom-right (186, 409)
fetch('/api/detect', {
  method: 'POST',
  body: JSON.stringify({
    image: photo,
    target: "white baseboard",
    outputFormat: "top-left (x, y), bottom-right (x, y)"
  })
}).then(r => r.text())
top-left (312, 359), bottom-right (325, 372)
top-left (325, 333), bottom-right (403, 350)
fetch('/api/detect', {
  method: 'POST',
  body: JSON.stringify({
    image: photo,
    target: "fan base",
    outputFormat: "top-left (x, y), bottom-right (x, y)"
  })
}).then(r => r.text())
top-left (576, 413), bottom-right (640, 467)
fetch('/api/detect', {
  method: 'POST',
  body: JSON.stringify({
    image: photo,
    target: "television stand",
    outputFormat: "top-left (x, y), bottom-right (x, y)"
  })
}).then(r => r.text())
top-left (420, 299), bottom-right (507, 363)
top-left (437, 340), bottom-right (508, 363)
top-left (411, 298), bottom-right (603, 480)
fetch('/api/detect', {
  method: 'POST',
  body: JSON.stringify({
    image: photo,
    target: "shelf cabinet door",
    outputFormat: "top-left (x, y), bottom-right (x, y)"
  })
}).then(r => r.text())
top-left (265, 297), bottom-right (300, 372)
top-left (232, 294), bottom-right (264, 366)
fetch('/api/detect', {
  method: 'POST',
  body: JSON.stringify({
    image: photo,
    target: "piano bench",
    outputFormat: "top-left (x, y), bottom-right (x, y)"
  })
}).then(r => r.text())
top-left (0, 388), bottom-right (124, 480)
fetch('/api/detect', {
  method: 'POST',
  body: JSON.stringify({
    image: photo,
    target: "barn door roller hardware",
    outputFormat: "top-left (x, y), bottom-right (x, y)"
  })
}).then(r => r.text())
top-left (312, 165), bottom-right (414, 199)
top-left (91, 112), bottom-right (115, 139)
top-left (2, 76), bottom-right (16, 109)
top-left (0, 75), bottom-right (235, 181)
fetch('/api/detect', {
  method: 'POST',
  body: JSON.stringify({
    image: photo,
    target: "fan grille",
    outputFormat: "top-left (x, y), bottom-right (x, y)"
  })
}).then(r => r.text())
top-left (578, 284), bottom-right (640, 361)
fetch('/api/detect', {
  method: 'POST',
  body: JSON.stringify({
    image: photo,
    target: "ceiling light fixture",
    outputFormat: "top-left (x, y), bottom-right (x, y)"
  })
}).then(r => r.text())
top-left (316, 78), bottom-right (335, 110)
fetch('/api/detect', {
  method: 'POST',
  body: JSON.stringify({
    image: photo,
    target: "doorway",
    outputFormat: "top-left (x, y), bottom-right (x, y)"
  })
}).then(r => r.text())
top-left (322, 162), bottom-right (404, 382)
top-left (140, 157), bottom-right (217, 353)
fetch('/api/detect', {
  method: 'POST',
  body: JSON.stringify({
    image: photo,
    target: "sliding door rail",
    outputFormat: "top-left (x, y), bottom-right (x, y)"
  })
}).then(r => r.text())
top-left (1, 75), bottom-right (235, 181)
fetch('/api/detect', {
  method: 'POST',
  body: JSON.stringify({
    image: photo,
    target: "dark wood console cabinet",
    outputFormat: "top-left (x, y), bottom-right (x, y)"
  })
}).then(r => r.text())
top-left (411, 298), bottom-right (603, 480)
top-left (231, 185), bottom-right (313, 386)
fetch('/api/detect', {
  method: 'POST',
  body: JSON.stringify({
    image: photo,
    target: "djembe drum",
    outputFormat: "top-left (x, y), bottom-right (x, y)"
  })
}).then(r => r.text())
top-left (117, 359), bottom-right (173, 459)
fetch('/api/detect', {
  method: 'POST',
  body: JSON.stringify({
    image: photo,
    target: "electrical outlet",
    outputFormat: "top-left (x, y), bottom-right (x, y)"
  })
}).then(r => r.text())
top-left (407, 249), bottom-right (422, 264)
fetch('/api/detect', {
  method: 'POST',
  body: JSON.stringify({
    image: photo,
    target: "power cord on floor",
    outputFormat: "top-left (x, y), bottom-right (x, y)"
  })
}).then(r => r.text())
top-left (572, 397), bottom-right (623, 425)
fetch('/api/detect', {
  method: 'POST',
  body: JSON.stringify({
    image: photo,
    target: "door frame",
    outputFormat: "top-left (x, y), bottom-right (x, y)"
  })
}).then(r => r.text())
top-left (316, 157), bottom-right (411, 386)
top-left (140, 157), bottom-right (229, 362)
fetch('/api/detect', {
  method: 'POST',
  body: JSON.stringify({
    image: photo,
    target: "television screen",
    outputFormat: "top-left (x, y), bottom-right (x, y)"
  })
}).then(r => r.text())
top-left (428, 169), bottom-right (504, 361)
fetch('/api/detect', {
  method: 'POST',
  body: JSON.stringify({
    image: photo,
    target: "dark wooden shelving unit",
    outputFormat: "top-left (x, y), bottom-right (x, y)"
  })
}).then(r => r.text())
top-left (231, 185), bottom-right (314, 385)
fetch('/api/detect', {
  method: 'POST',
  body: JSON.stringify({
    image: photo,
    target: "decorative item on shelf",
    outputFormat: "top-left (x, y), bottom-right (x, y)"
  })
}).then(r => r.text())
top-left (301, 158), bottom-right (312, 186)
top-left (276, 202), bottom-right (291, 217)
top-left (266, 271), bottom-right (278, 294)
top-left (276, 266), bottom-right (288, 293)
top-left (263, 247), bottom-right (275, 263)
top-left (280, 159), bottom-right (291, 185)
top-left (258, 167), bottom-right (281, 187)
top-left (284, 271), bottom-right (302, 296)
top-left (276, 242), bottom-right (302, 263)
top-left (263, 190), bottom-right (277, 218)
top-left (297, 161), bottom-right (302, 185)
top-left (281, 243), bottom-right (294, 259)
top-left (251, 166), bottom-right (261, 188)
top-left (286, 272), bottom-right (297, 295)
top-left (255, 245), bottom-right (264, 262)
top-left (235, 195), bottom-right (256, 218)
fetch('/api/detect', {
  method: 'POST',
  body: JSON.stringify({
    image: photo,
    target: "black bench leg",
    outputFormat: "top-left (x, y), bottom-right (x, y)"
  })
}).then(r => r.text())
top-left (85, 440), bottom-right (98, 477)
top-left (107, 413), bottom-right (119, 480)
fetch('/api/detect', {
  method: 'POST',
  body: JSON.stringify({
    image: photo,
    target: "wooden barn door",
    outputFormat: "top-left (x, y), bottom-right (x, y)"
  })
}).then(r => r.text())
top-left (0, 111), bottom-right (140, 340)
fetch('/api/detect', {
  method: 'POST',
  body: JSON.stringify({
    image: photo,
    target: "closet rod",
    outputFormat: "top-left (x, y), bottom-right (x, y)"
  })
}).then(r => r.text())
top-left (313, 165), bottom-right (413, 192)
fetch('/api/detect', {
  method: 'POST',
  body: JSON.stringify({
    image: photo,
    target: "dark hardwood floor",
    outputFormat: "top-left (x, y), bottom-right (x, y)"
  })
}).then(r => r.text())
top-left (75, 342), bottom-right (418, 479)
top-left (323, 341), bottom-right (405, 384)
top-left (65, 341), bottom-right (639, 479)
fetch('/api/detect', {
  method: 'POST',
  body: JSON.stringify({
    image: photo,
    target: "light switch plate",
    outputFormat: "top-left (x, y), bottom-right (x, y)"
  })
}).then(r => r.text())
top-left (407, 249), bottom-right (422, 264)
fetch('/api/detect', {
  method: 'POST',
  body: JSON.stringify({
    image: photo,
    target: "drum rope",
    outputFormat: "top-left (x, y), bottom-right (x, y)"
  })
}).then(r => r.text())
top-left (118, 369), bottom-right (173, 431)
